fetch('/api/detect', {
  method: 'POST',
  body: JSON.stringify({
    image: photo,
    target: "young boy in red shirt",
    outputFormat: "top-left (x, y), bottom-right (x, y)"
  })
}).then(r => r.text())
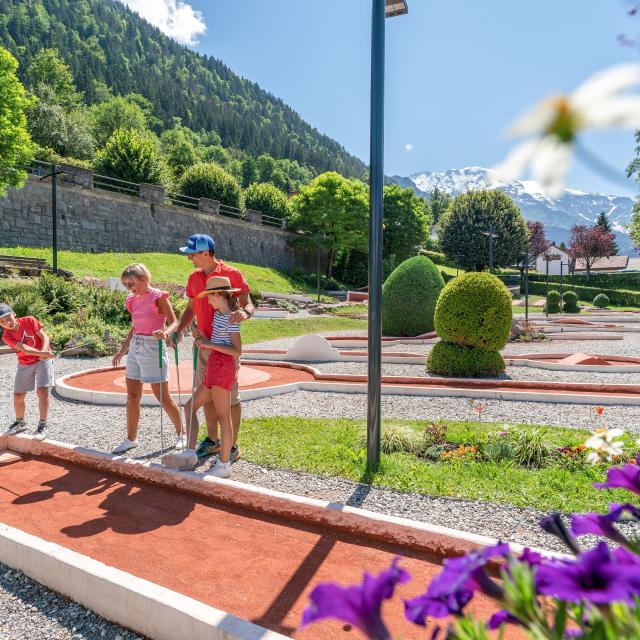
top-left (0, 303), bottom-right (55, 438)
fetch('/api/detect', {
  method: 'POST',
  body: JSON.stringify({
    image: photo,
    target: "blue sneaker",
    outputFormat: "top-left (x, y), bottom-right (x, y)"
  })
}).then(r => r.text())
top-left (196, 437), bottom-right (221, 459)
top-left (229, 445), bottom-right (241, 464)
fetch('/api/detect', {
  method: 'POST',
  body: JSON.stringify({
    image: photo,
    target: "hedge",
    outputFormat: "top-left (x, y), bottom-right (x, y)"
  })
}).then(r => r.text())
top-left (527, 272), bottom-right (640, 292)
top-left (526, 281), bottom-right (640, 307)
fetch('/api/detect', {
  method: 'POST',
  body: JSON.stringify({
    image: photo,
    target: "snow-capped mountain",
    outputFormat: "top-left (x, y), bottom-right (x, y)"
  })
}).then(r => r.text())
top-left (389, 167), bottom-right (638, 255)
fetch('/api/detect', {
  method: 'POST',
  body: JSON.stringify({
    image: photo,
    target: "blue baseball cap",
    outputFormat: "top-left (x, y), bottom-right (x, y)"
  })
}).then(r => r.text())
top-left (179, 234), bottom-right (215, 254)
top-left (0, 303), bottom-right (14, 319)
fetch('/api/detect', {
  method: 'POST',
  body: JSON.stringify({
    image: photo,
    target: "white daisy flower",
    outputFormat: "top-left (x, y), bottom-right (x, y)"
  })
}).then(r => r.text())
top-left (494, 64), bottom-right (640, 197)
top-left (585, 427), bottom-right (626, 464)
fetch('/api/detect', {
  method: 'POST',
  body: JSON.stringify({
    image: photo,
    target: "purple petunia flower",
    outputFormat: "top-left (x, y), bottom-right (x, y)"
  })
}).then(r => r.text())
top-left (487, 609), bottom-right (520, 630)
top-left (301, 556), bottom-right (410, 640)
top-left (519, 548), bottom-right (543, 567)
top-left (404, 543), bottom-right (509, 625)
top-left (594, 458), bottom-right (640, 496)
top-left (571, 503), bottom-right (640, 547)
top-left (540, 514), bottom-right (581, 555)
top-left (535, 541), bottom-right (640, 605)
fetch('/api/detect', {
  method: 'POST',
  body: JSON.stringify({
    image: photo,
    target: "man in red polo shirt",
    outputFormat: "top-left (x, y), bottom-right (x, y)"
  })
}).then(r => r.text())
top-left (171, 234), bottom-right (254, 462)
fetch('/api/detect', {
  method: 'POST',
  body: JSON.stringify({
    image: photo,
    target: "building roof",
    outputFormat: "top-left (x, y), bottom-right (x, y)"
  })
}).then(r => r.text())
top-left (535, 245), bottom-right (570, 260)
top-left (574, 255), bottom-right (629, 272)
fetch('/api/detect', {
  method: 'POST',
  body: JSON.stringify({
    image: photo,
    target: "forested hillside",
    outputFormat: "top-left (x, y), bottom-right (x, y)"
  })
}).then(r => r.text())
top-left (0, 0), bottom-right (365, 179)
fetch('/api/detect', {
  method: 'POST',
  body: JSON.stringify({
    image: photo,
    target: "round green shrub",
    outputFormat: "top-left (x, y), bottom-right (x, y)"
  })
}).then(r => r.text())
top-left (545, 289), bottom-right (561, 314)
top-left (433, 272), bottom-right (512, 350)
top-left (562, 290), bottom-right (580, 313)
top-left (381, 256), bottom-right (445, 336)
top-left (179, 162), bottom-right (242, 208)
top-left (244, 182), bottom-right (290, 220)
top-left (93, 128), bottom-right (168, 186)
top-left (593, 293), bottom-right (610, 308)
top-left (427, 340), bottom-right (506, 377)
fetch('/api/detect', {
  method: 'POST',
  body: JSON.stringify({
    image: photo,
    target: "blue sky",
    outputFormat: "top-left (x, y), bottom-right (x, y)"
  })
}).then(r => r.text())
top-left (126, 1), bottom-right (640, 196)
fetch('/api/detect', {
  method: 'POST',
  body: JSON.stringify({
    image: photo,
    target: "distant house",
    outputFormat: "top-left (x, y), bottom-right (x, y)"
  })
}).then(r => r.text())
top-left (573, 255), bottom-right (629, 273)
top-left (535, 244), bottom-right (571, 276)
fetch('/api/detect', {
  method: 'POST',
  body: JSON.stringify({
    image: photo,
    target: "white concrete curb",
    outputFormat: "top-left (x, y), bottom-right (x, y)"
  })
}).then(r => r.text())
top-left (0, 521), bottom-right (287, 640)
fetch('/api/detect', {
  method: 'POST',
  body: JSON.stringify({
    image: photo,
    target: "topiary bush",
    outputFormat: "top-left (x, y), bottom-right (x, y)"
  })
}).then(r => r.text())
top-left (179, 162), bottom-right (242, 208)
top-left (381, 256), bottom-right (445, 336)
top-left (593, 293), bottom-right (610, 308)
top-left (426, 340), bottom-right (506, 377)
top-left (545, 289), bottom-right (561, 313)
top-left (562, 290), bottom-right (580, 313)
top-left (434, 272), bottom-right (512, 350)
top-left (428, 272), bottom-right (512, 377)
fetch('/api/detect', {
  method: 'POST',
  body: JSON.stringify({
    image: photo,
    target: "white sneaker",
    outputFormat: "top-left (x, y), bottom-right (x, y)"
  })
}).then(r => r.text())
top-left (111, 438), bottom-right (139, 454)
top-left (175, 434), bottom-right (186, 450)
top-left (209, 460), bottom-right (232, 478)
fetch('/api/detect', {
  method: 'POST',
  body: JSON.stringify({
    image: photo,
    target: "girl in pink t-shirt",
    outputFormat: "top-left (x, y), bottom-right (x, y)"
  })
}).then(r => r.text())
top-left (111, 263), bottom-right (183, 454)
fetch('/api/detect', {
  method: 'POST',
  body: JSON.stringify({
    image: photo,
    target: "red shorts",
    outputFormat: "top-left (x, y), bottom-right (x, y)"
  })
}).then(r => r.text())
top-left (204, 350), bottom-right (237, 391)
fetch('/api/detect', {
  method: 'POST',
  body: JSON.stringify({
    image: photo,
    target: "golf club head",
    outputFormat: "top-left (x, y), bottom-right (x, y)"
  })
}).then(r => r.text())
top-left (160, 451), bottom-right (198, 469)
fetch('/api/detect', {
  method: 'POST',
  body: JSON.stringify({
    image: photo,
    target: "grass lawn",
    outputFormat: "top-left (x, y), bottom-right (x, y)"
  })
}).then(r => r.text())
top-left (323, 303), bottom-right (368, 317)
top-left (243, 317), bottom-right (366, 345)
top-left (0, 247), bottom-right (316, 294)
top-left (232, 417), bottom-right (632, 513)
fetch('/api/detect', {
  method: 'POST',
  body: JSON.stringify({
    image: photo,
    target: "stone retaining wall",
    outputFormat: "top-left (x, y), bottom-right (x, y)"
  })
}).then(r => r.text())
top-left (0, 176), bottom-right (314, 272)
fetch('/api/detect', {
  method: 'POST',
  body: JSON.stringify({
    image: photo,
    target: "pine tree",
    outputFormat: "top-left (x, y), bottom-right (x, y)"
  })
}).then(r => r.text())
top-left (594, 211), bottom-right (618, 255)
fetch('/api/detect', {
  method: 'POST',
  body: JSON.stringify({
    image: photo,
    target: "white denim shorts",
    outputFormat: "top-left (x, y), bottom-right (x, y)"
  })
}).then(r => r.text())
top-left (125, 335), bottom-right (169, 384)
top-left (14, 359), bottom-right (55, 393)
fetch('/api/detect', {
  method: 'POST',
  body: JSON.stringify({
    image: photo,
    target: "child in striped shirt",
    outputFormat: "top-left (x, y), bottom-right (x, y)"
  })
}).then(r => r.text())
top-left (194, 276), bottom-right (242, 478)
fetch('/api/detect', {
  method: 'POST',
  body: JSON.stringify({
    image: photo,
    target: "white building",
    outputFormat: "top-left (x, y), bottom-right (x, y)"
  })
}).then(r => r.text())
top-left (535, 245), bottom-right (571, 276)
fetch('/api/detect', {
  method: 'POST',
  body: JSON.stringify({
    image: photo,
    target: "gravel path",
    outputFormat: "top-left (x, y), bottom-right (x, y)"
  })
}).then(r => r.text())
top-left (0, 564), bottom-right (142, 640)
top-left (242, 390), bottom-right (640, 431)
top-left (314, 359), bottom-right (640, 385)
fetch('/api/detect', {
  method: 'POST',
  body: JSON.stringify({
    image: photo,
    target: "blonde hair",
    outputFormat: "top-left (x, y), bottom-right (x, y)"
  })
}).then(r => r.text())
top-left (121, 263), bottom-right (151, 283)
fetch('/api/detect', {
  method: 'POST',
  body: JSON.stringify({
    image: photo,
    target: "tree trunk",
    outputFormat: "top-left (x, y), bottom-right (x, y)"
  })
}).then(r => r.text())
top-left (326, 249), bottom-right (335, 280)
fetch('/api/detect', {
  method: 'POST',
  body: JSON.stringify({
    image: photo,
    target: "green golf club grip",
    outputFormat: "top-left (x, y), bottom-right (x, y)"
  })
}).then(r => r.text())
top-left (172, 332), bottom-right (179, 363)
top-left (158, 339), bottom-right (163, 368)
top-left (193, 344), bottom-right (198, 370)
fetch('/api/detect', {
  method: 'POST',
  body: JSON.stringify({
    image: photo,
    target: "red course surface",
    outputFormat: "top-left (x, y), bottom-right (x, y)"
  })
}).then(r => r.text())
top-left (0, 452), bottom-right (516, 639)
top-left (64, 364), bottom-right (315, 395)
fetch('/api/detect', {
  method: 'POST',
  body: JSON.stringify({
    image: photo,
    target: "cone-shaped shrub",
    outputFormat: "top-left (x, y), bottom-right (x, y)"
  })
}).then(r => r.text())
top-left (381, 256), bottom-right (445, 336)
top-left (545, 290), bottom-right (561, 314)
top-left (428, 272), bottom-right (512, 377)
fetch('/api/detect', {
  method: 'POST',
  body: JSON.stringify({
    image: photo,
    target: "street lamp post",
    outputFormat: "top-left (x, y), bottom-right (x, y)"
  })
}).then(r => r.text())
top-left (316, 233), bottom-right (322, 303)
top-left (367, 0), bottom-right (408, 470)
top-left (522, 248), bottom-right (530, 321)
top-left (39, 162), bottom-right (65, 274)
top-left (543, 252), bottom-right (561, 318)
top-left (481, 223), bottom-right (499, 273)
top-left (560, 261), bottom-right (565, 314)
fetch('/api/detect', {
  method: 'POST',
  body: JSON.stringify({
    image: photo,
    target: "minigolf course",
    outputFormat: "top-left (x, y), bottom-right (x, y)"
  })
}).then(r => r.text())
top-left (56, 333), bottom-right (640, 407)
top-left (0, 435), bottom-right (518, 640)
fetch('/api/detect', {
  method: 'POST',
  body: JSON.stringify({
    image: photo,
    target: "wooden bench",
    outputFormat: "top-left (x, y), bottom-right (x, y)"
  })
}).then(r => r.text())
top-left (0, 255), bottom-right (53, 275)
